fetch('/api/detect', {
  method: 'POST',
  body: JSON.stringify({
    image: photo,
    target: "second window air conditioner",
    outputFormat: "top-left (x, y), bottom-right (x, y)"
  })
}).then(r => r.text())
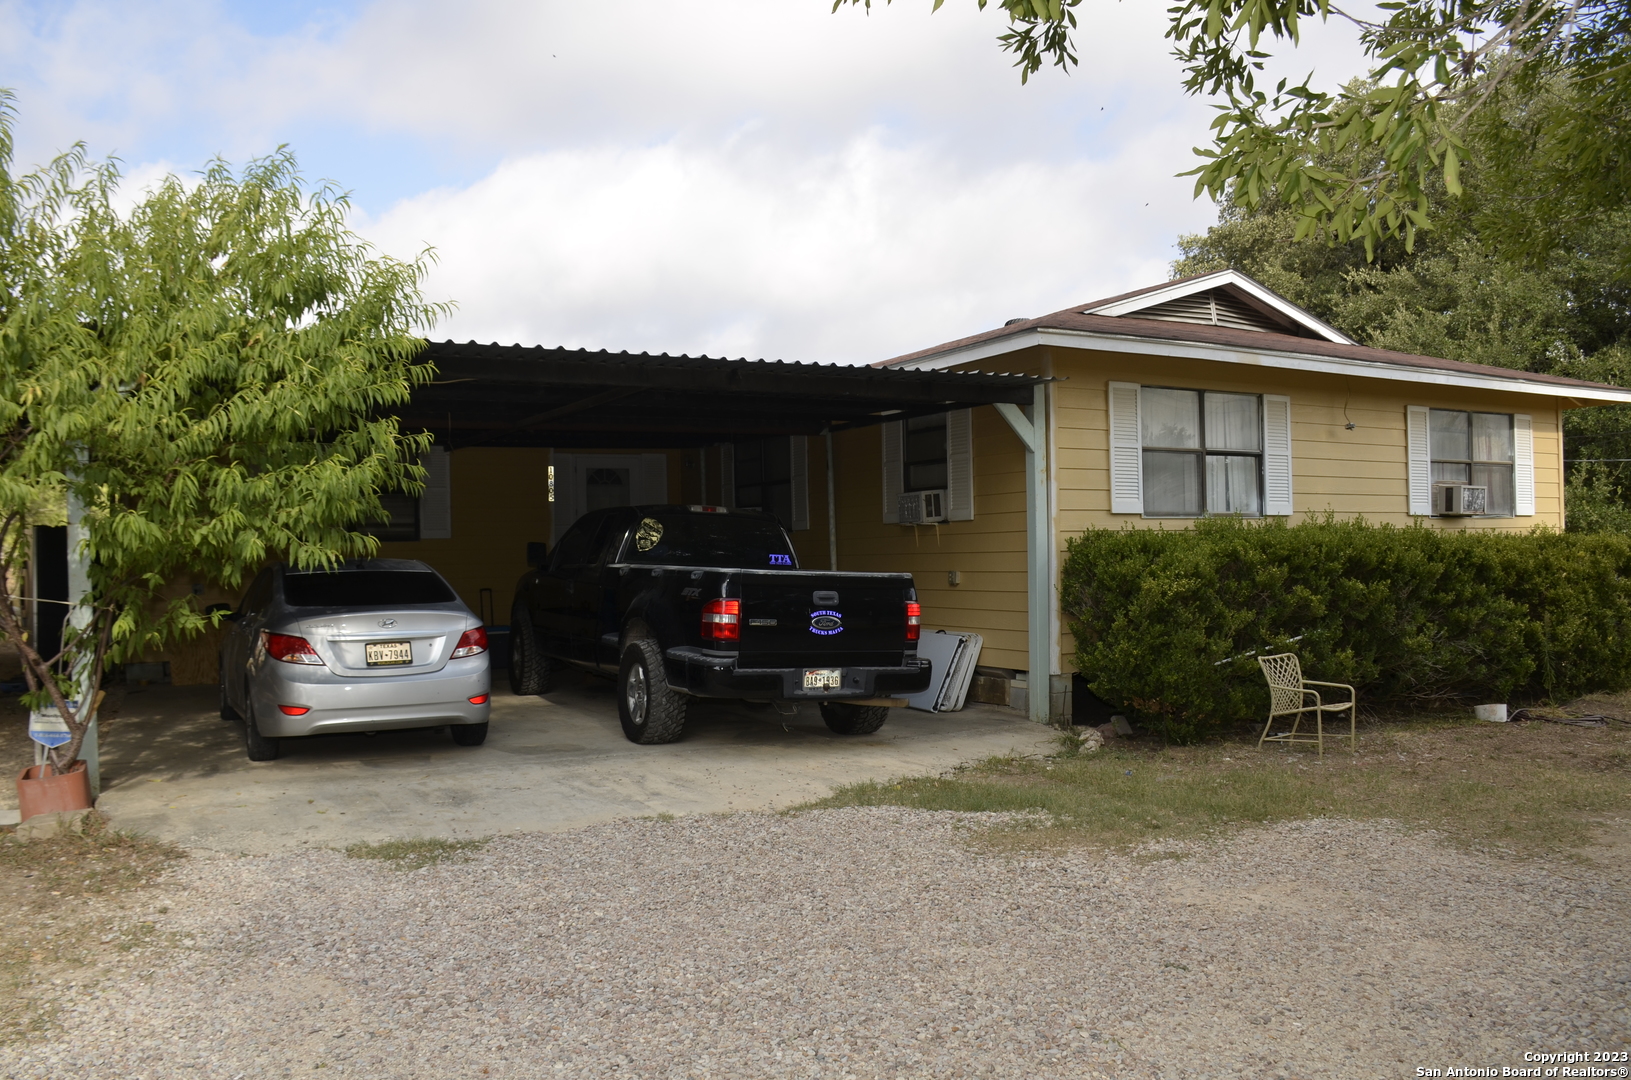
top-left (898, 489), bottom-right (947, 524)
top-left (1435, 483), bottom-right (1488, 516)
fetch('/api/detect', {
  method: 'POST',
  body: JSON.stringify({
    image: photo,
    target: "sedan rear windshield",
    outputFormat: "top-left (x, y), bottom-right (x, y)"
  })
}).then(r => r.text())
top-left (283, 570), bottom-right (457, 608)
top-left (621, 513), bottom-right (799, 570)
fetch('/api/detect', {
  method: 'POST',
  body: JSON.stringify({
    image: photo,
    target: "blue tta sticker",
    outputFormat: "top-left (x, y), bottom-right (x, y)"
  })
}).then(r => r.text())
top-left (809, 610), bottom-right (843, 635)
top-left (769, 553), bottom-right (792, 566)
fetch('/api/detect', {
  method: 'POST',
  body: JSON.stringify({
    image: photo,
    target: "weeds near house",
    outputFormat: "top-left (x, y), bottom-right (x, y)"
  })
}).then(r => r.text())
top-left (801, 713), bottom-right (1631, 859)
top-left (343, 837), bottom-right (489, 870)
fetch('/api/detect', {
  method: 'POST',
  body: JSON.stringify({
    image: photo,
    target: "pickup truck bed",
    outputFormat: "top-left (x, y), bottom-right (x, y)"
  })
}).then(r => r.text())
top-left (510, 505), bottom-right (932, 743)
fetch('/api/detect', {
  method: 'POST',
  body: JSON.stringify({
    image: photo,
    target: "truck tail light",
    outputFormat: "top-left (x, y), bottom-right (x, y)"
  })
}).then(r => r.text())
top-left (262, 631), bottom-right (325, 666)
top-left (701, 598), bottom-right (741, 642)
top-left (452, 626), bottom-right (488, 658)
top-left (905, 602), bottom-right (921, 642)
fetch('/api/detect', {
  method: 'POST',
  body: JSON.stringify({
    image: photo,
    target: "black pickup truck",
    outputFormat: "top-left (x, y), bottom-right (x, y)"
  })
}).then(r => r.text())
top-left (508, 504), bottom-right (932, 743)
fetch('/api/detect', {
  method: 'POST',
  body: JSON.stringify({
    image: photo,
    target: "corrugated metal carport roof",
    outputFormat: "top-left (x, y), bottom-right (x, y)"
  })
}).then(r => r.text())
top-left (405, 341), bottom-right (1047, 449)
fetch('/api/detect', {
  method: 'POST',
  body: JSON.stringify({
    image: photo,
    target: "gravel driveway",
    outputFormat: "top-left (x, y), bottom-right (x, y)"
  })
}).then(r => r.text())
top-left (5, 808), bottom-right (1628, 1079)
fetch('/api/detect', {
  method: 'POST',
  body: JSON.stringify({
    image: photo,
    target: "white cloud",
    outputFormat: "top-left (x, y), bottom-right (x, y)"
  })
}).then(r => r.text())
top-left (1, 0), bottom-right (1380, 364)
top-left (361, 122), bottom-right (1216, 365)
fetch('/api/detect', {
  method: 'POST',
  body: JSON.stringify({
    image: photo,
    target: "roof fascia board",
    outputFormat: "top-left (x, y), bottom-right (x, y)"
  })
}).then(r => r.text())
top-left (1083, 270), bottom-right (1357, 346)
top-left (888, 328), bottom-right (1631, 404)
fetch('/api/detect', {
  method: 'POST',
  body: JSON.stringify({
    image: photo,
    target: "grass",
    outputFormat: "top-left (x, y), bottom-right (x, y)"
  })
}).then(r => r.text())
top-left (342, 836), bottom-right (490, 870)
top-left (798, 712), bottom-right (1631, 858)
top-left (0, 814), bottom-right (184, 1043)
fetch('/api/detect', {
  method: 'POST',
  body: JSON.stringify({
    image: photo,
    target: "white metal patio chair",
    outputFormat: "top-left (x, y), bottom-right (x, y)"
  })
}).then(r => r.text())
top-left (1256, 653), bottom-right (1357, 756)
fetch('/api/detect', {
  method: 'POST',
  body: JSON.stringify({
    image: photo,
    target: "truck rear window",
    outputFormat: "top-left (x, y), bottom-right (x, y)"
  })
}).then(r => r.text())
top-left (283, 570), bottom-right (457, 608)
top-left (622, 513), bottom-right (799, 569)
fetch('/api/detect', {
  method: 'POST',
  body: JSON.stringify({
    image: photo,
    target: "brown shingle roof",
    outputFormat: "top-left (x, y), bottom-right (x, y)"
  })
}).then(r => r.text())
top-left (876, 302), bottom-right (1625, 397)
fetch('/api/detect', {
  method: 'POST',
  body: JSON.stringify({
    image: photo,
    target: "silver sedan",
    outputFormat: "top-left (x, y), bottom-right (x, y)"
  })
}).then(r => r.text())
top-left (218, 559), bottom-right (491, 761)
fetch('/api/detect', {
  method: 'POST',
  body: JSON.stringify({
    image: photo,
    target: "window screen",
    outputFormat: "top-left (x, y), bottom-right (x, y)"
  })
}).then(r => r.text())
top-left (1141, 389), bottom-right (1262, 517)
top-left (1429, 409), bottom-right (1514, 515)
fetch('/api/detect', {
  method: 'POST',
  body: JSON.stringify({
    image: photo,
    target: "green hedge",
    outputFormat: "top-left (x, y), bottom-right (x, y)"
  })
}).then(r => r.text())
top-left (1061, 518), bottom-right (1631, 741)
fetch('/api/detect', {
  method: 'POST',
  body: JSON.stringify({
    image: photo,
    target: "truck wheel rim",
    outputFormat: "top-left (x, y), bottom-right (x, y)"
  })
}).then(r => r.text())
top-left (625, 663), bottom-right (648, 725)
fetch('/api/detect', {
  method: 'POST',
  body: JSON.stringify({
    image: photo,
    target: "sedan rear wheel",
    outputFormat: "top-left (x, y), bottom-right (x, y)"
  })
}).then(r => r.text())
top-left (508, 603), bottom-right (554, 696)
top-left (244, 702), bottom-right (280, 761)
top-left (450, 722), bottom-right (489, 746)
top-left (617, 638), bottom-right (687, 744)
top-left (820, 701), bottom-right (890, 735)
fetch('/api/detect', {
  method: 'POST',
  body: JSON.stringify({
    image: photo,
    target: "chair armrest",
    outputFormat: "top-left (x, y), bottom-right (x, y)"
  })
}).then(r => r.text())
top-left (1302, 679), bottom-right (1356, 697)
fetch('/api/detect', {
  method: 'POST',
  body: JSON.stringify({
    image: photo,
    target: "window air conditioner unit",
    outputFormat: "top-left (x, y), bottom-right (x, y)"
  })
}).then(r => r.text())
top-left (898, 489), bottom-right (947, 524)
top-left (1435, 483), bottom-right (1488, 516)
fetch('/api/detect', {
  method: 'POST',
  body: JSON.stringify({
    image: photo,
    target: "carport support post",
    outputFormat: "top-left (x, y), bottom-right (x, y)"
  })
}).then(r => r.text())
top-left (994, 383), bottom-right (1053, 726)
top-left (67, 488), bottom-right (100, 795)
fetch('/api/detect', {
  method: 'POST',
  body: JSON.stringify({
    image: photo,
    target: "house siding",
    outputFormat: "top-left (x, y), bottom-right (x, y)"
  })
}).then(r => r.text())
top-left (832, 405), bottom-right (1032, 671)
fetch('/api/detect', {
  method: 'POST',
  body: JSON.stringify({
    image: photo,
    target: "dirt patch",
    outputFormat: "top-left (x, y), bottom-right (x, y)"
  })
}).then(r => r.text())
top-left (0, 814), bottom-right (183, 1042)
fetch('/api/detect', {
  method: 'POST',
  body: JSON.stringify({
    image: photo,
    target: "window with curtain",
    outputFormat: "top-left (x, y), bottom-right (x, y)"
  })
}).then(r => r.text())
top-left (1140, 388), bottom-right (1263, 517)
top-left (1429, 409), bottom-right (1514, 516)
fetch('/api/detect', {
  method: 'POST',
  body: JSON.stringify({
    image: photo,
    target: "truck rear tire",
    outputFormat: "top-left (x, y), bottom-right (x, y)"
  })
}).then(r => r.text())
top-left (820, 701), bottom-right (890, 735)
top-left (508, 603), bottom-right (554, 696)
top-left (618, 638), bottom-right (687, 744)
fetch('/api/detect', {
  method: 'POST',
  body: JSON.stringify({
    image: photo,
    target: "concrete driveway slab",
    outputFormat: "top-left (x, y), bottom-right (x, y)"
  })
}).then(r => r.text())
top-left (89, 670), bottom-right (1056, 852)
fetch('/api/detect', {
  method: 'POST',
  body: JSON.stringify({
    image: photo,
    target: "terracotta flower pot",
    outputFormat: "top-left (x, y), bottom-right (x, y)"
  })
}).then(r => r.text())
top-left (17, 760), bottom-right (94, 821)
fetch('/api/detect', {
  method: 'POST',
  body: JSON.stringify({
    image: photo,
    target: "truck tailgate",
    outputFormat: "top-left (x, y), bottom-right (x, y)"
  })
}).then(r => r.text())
top-left (735, 572), bottom-right (912, 667)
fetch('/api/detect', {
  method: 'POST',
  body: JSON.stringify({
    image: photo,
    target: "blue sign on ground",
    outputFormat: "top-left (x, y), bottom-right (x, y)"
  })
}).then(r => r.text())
top-left (28, 703), bottom-right (75, 749)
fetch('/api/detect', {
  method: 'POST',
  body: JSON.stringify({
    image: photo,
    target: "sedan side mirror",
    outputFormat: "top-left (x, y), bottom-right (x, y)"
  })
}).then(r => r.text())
top-left (526, 541), bottom-right (549, 568)
top-left (205, 602), bottom-right (241, 623)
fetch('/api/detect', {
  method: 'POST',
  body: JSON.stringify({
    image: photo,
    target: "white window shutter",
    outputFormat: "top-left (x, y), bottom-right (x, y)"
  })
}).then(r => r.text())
top-left (1514, 413), bottom-right (1535, 516)
top-left (789, 435), bottom-right (810, 530)
top-left (638, 453), bottom-right (668, 505)
top-left (945, 408), bottom-right (974, 521)
top-left (1407, 406), bottom-right (1432, 515)
top-left (1107, 382), bottom-right (1142, 514)
top-left (1262, 394), bottom-right (1294, 516)
top-left (720, 443), bottom-right (735, 510)
top-left (881, 421), bottom-right (904, 523)
top-left (418, 446), bottom-right (452, 539)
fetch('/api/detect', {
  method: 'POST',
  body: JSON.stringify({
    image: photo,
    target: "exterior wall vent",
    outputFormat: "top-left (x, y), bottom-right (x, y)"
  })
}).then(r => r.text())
top-left (1125, 289), bottom-right (1295, 335)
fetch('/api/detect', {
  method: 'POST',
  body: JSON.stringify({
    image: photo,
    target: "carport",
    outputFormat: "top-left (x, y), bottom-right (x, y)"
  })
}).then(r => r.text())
top-left (397, 342), bottom-right (1056, 723)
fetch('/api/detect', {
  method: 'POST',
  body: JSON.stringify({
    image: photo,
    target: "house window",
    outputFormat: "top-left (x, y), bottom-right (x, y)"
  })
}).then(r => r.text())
top-left (1429, 409), bottom-right (1515, 516)
top-left (903, 413), bottom-right (948, 492)
top-left (1140, 388), bottom-right (1263, 517)
top-left (361, 492), bottom-right (420, 541)
top-left (734, 437), bottom-right (794, 527)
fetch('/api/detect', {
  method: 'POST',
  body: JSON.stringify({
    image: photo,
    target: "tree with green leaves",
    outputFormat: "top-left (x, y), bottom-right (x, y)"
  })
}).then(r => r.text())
top-left (834, 0), bottom-right (1630, 262)
top-left (0, 93), bottom-right (446, 771)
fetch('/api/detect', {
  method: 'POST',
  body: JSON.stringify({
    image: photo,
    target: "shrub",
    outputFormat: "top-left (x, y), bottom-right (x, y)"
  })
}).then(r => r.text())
top-left (1061, 517), bottom-right (1631, 741)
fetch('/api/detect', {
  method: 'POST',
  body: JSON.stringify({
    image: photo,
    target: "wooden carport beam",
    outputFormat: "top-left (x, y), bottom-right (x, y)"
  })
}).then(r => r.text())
top-left (994, 384), bottom-right (1054, 726)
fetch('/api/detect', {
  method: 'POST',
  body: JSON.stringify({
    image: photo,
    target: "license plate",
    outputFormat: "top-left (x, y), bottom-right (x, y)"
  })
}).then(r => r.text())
top-left (365, 641), bottom-right (412, 666)
top-left (803, 668), bottom-right (842, 690)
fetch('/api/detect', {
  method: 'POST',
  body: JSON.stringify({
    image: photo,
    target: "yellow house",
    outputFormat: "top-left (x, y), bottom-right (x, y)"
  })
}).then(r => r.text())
top-left (143, 271), bottom-right (1631, 728)
top-left (838, 269), bottom-right (1631, 720)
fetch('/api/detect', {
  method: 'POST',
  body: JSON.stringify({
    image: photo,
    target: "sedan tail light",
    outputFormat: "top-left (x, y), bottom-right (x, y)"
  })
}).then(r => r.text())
top-left (468, 694), bottom-right (490, 705)
top-left (262, 631), bottom-right (325, 666)
top-left (905, 602), bottom-right (921, 642)
top-left (452, 626), bottom-right (488, 658)
top-left (701, 598), bottom-right (741, 642)
top-left (278, 705), bottom-right (311, 716)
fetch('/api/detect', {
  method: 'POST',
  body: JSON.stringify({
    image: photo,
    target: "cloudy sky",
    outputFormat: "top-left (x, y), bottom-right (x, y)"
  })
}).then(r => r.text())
top-left (0, 0), bottom-right (1370, 364)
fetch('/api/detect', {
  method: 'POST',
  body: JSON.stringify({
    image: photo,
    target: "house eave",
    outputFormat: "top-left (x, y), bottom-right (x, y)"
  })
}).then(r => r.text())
top-left (884, 327), bottom-right (1631, 405)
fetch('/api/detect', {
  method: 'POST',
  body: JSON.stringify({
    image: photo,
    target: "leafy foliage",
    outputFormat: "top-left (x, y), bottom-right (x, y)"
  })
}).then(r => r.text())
top-left (833, 0), bottom-right (1631, 261)
top-left (1061, 518), bottom-right (1631, 742)
top-left (0, 93), bottom-right (447, 766)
